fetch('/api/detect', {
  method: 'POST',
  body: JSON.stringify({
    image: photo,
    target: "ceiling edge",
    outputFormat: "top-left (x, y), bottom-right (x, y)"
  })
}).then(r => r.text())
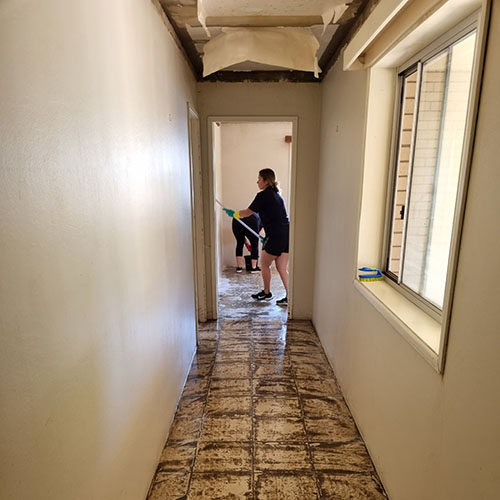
top-left (319, 0), bottom-right (382, 81)
top-left (152, 0), bottom-right (203, 78)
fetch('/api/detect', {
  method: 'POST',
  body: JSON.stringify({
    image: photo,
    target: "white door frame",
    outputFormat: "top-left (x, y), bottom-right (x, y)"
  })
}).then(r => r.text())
top-left (187, 103), bottom-right (207, 332)
top-left (207, 116), bottom-right (299, 319)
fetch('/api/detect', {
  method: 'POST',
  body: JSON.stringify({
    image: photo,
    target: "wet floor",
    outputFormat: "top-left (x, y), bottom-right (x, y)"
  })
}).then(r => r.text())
top-left (147, 269), bottom-right (388, 499)
top-left (217, 267), bottom-right (288, 320)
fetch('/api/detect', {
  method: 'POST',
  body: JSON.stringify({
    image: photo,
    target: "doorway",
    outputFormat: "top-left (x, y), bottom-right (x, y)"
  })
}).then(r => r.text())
top-left (208, 117), bottom-right (298, 320)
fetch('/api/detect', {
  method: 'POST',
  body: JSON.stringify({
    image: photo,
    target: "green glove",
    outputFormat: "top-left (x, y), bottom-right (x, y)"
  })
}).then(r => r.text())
top-left (223, 208), bottom-right (235, 218)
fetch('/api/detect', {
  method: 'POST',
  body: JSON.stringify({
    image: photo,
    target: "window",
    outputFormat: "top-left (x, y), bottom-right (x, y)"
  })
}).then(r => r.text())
top-left (385, 28), bottom-right (477, 312)
top-left (348, 1), bottom-right (489, 371)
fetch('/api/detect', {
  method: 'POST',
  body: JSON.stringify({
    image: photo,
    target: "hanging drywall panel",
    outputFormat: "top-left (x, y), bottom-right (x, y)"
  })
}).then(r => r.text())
top-left (202, 27), bottom-right (321, 77)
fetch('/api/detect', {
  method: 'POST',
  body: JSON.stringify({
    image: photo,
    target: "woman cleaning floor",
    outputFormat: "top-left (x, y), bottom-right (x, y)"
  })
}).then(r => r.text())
top-left (224, 168), bottom-right (289, 306)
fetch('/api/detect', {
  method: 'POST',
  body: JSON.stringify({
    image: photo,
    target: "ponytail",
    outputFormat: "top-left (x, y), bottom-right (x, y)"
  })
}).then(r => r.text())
top-left (259, 168), bottom-right (280, 192)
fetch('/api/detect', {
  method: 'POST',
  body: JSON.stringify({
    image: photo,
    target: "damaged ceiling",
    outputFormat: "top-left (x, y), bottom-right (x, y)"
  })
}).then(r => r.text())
top-left (158, 0), bottom-right (377, 82)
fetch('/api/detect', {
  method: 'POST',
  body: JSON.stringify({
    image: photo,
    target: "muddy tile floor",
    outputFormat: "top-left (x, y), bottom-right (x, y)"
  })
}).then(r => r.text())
top-left (217, 267), bottom-right (288, 320)
top-left (148, 270), bottom-right (388, 499)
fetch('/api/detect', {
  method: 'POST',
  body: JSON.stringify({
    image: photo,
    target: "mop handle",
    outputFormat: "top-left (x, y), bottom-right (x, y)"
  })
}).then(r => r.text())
top-left (215, 199), bottom-right (262, 241)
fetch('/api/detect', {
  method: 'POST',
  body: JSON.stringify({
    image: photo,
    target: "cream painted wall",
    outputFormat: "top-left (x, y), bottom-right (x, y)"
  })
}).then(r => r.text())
top-left (313, 4), bottom-right (500, 500)
top-left (218, 121), bottom-right (292, 268)
top-left (197, 83), bottom-right (321, 319)
top-left (0, 1), bottom-right (197, 499)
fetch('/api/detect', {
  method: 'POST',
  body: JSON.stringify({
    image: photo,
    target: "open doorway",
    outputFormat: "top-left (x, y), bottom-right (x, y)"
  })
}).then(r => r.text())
top-left (208, 117), bottom-right (297, 320)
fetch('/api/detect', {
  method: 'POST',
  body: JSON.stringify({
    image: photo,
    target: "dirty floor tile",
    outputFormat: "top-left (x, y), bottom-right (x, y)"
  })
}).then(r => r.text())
top-left (254, 443), bottom-right (312, 471)
top-left (200, 416), bottom-right (252, 442)
top-left (254, 417), bottom-right (306, 442)
top-left (305, 416), bottom-right (360, 443)
top-left (157, 443), bottom-right (197, 472)
top-left (255, 472), bottom-right (319, 499)
top-left (205, 395), bottom-right (252, 416)
top-left (194, 442), bottom-right (252, 472)
top-left (317, 472), bottom-right (388, 499)
top-left (188, 473), bottom-right (252, 499)
top-left (253, 397), bottom-right (301, 418)
top-left (167, 417), bottom-right (202, 443)
top-left (147, 270), bottom-right (387, 499)
top-left (148, 471), bottom-right (190, 499)
top-left (311, 442), bottom-right (375, 473)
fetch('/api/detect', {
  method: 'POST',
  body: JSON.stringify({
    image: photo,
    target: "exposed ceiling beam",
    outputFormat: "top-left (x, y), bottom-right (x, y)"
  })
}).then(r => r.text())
top-left (158, 0), bottom-right (382, 82)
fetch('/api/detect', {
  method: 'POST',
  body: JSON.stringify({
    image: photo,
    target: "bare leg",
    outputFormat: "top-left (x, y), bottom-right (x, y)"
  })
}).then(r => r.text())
top-left (260, 251), bottom-right (275, 293)
top-left (275, 252), bottom-right (289, 297)
top-left (251, 259), bottom-right (258, 269)
top-left (236, 256), bottom-right (243, 268)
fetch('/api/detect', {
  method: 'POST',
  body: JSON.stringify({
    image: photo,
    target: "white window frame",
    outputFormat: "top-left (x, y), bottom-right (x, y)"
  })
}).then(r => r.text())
top-left (352, 1), bottom-right (491, 373)
top-left (382, 19), bottom-right (479, 322)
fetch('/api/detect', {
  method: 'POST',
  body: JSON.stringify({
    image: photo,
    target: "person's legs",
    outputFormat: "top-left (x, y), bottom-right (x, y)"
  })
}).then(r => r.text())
top-left (275, 252), bottom-right (289, 297)
top-left (232, 220), bottom-right (245, 269)
top-left (247, 233), bottom-right (260, 270)
top-left (260, 250), bottom-right (275, 293)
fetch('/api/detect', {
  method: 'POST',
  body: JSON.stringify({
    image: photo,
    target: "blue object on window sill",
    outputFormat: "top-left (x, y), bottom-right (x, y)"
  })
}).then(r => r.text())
top-left (358, 267), bottom-right (383, 281)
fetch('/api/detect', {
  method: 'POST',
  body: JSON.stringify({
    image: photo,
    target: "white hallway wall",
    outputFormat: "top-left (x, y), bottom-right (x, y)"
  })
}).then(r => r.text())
top-left (0, 1), bottom-right (198, 499)
top-left (219, 121), bottom-right (292, 269)
top-left (313, 4), bottom-right (500, 500)
top-left (197, 83), bottom-right (321, 319)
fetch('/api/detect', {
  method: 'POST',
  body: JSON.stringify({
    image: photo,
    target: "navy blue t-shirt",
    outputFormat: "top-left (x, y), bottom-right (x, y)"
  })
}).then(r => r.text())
top-left (248, 187), bottom-right (289, 235)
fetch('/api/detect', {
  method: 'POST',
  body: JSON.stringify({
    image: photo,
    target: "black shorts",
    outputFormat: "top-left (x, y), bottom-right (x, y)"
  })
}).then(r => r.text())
top-left (263, 227), bottom-right (289, 257)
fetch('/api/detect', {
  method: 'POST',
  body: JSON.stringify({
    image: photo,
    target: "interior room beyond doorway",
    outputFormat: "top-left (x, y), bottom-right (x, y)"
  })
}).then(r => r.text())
top-left (212, 119), bottom-right (295, 319)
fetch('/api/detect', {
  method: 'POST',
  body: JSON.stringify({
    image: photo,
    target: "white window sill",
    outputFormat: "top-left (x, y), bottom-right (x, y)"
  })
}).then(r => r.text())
top-left (353, 278), bottom-right (441, 371)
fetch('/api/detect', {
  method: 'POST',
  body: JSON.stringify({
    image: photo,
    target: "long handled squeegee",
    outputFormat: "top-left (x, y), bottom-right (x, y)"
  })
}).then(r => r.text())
top-left (215, 199), bottom-right (263, 241)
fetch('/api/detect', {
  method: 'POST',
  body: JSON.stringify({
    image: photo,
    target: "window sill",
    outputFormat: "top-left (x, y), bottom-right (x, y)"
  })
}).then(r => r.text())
top-left (353, 278), bottom-right (441, 371)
